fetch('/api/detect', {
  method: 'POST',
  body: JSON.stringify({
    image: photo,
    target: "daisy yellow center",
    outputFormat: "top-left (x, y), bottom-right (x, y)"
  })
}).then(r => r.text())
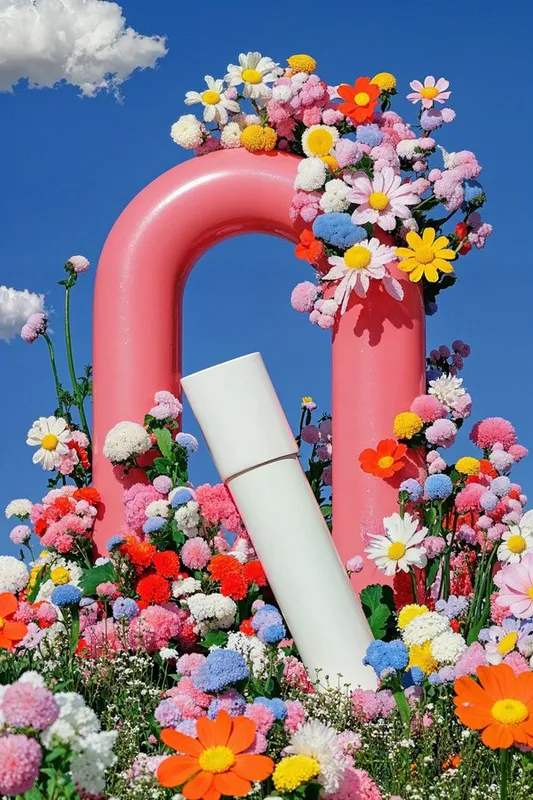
top-left (51, 567), bottom-right (71, 586)
top-left (414, 246), bottom-right (435, 265)
top-left (344, 245), bottom-right (371, 270)
top-left (507, 534), bottom-right (527, 554)
top-left (0, 618), bottom-right (4, 630)
top-left (528, 585), bottom-right (533, 599)
top-left (306, 128), bottom-right (334, 157)
top-left (202, 90), bottom-right (221, 105)
top-left (198, 746), bottom-right (235, 773)
top-left (378, 455), bottom-right (394, 469)
top-left (421, 86), bottom-right (439, 100)
top-left (242, 68), bottom-right (262, 84)
top-left (369, 191), bottom-right (389, 210)
top-left (273, 755), bottom-right (320, 792)
top-left (354, 91), bottom-right (370, 106)
top-left (497, 631), bottom-right (518, 656)
top-left (388, 541), bottom-right (406, 560)
top-left (302, 396), bottom-right (313, 404)
top-left (41, 433), bottom-right (59, 451)
top-left (491, 698), bottom-right (528, 725)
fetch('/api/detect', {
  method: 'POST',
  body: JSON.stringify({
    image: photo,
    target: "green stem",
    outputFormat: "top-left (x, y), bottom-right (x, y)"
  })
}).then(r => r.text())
top-left (64, 284), bottom-right (91, 441)
top-left (500, 747), bottom-right (511, 800)
top-left (43, 333), bottom-right (65, 416)
top-left (409, 567), bottom-right (419, 604)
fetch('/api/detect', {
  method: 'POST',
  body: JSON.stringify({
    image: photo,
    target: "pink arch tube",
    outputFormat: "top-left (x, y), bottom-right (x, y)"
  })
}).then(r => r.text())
top-left (93, 148), bottom-right (426, 589)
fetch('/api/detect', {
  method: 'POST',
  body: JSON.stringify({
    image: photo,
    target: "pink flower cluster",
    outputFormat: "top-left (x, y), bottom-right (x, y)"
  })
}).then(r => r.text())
top-left (21, 312), bottom-right (47, 344)
top-left (123, 483), bottom-right (164, 532)
top-left (148, 390), bottom-right (183, 421)
top-left (195, 483), bottom-right (243, 534)
top-left (351, 688), bottom-right (396, 722)
top-left (267, 73), bottom-right (331, 142)
top-left (30, 485), bottom-right (98, 552)
top-left (430, 150), bottom-right (482, 212)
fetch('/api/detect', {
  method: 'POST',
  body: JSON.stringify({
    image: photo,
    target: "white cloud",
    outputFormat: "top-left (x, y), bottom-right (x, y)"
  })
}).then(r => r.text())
top-left (0, 286), bottom-right (44, 341)
top-left (0, 0), bottom-right (168, 96)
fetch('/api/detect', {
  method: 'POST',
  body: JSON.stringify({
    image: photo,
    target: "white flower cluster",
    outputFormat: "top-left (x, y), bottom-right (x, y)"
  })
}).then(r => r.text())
top-left (70, 731), bottom-right (117, 796)
top-left (186, 592), bottom-right (236, 634)
top-left (0, 555), bottom-right (29, 593)
top-left (170, 114), bottom-right (205, 149)
top-left (402, 610), bottom-right (466, 666)
top-left (226, 631), bottom-right (267, 676)
top-left (174, 500), bottom-right (200, 537)
top-left (285, 719), bottom-right (347, 794)
top-left (145, 500), bottom-right (171, 518)
top-left (319, 179), bottom-right (351, 213)
top-left (5, 498), bottom-right (33, 519)
top-left (294, 157), bottom-right (327, 191)
top-left (172, 577), bottom-right (202, 597)
top-left (103, 421), bottom-right (152, 464)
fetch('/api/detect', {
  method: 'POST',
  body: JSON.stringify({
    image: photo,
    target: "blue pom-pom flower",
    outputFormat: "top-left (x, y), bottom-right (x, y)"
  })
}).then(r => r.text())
top-left (312, 213), bottom-right (366, 249)
top-left (175, 433), bottom-right (199, 454)
top-left (356, 123), bottom-right (383, 147)
top-left (193, 650), bottom-right (249, 692)
top-left (51, 584), bottom-right (82, 608)
top-left (424, 474), bottom-right (453, 500)
top-left (171, 487), bottom-right (194, 508)
top-left (255, 697), bottom-right (287, 720)
top-left (400, 479), bottom-right (423, 502)
top-left (113, 597), bottom-right (139, 621)
top-left (106, 535), bottom-right (124, 550)
top-left (363, 639), bottom-right (409, 678)
top-left (143, 517), bottom-right (166, 534)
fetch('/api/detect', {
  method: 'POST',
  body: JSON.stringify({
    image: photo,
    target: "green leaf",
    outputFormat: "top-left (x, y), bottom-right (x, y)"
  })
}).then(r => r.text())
top-left (320, 504), bottom-right (332, 518)
top-left (360, 584), bottom-right (383, 612)
top-left (200, 630), bottom-right (229, 650)
top-left (79, 562), bottom-right (116, 596)
top-left (367, 603), bottom-right (391, 639)
top-left (26, 565), bottom-right (49, 603)
top-left (154, 427), bottom-right (173, 459)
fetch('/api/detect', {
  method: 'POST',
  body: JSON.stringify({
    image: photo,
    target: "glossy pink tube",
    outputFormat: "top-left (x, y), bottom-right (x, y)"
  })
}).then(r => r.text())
top-left (93, 148), bottom-right (425, 588)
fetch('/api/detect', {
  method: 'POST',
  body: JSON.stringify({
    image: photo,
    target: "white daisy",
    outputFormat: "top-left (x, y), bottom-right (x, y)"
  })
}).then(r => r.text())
top-left (497, 525), bottom-right (533, 564)
top-left (284, 720), bottom-right (346, 794)
top-left (349, 167), bottom-right (420, 232)
top-left (323, 238), bottom-right (400, 312)
top-left (366, 512), bottom-right (428, 577)
top-left (26, 416), bottom-right (70, 471)
top-left (225, 52), bottom-right (282, 101)
top-left (185, 76), bottom-right (240, 124)
top-left (428, 374), bottom-right (466, 407)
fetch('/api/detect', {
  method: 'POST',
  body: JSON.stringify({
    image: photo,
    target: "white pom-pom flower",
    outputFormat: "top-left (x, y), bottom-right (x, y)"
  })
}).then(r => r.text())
top-left (103, 422), bottom-right (151, 464)
top-left (430, 630), bottom-right (467, 664)
top-left (294, 157), bottom-right (327, 191)
top-left (0, 556), bottom-right (29, 593)
top-left (319, 179), bottom-right (351, 213)
top-left (170, 115), bottom-right (205, 149)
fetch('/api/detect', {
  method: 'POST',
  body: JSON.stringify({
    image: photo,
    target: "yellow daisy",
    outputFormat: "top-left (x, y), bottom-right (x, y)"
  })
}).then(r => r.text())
top-left (396, 228), bottom-right (456, 283)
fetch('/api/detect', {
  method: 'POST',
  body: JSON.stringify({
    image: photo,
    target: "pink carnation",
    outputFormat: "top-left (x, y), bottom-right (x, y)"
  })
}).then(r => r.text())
top-left (176, 653), bottom-right (206, 676)
top-left (502, 651), bottom-right (529, 675)
top-left (327, 768), bottom-right (382, 800)
top-left (195, 484), bottom-right (242, 533)
top-left (470, 418), bottom-right (517, 451)
top-left (424, 536), bottom-right (446, 557)
top-left (508, 444), bottom-right (528, 462)
top-left (244, 703), bottom-right (275, 735)
top-left (129, 605), bottom-right (181, 652)
top-left (291, 281), bottom-right (319, 313)
top-left (410, 395), bottom-right (447, 423)
top-left (454, 642), bottom-right (487, 678)
top-left (425, 418), bottom-right (457, 448)
top-left (455, 483), bottom-right (486, 513)
top-left (0, 734), bottom-right (42, 795)
top-left (451, 393), bottom-right (472, 420)
top-left (123, 483), bottom-right (163, 533)
top-left (351, 689), bottom-right (382, 722)
top-left (289, 191), bottom-right (321, 223)
top-left (322, 108), bottom-right (344, 125)
top-left (2, 682), bottom-right (60, 730)
top-left (181, 537), bottom-right (212, 570)
top-left (284, 700), bottom-right (306, 733)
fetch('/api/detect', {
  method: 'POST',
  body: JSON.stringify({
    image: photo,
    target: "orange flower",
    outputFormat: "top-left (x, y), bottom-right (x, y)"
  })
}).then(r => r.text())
top-left (295, 230), bottom-right (324, 264)
top-left (359, 439), bottom-right (407, 478)
top-left (157, 710), bottom-right (274, 799)
top-left (0, 593), bottom-right (28, 651)
top-left (442, 754), bottom-right (461, 770)
top-left (454, 664), bottom-right (533, 749)
top-left (337, 77), bottom-right (380, 123)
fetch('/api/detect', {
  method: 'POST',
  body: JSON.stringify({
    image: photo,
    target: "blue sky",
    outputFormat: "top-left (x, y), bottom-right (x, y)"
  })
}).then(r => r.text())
top-left (1, 0), bottom-right (532, 554)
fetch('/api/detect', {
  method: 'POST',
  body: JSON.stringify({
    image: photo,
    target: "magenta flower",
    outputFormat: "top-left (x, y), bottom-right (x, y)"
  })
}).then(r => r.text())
top-left (495, 553), bottom-right (533, 618)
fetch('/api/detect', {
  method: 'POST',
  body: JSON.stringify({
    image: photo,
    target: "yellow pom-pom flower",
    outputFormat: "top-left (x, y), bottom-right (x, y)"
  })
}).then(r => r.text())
top-left (287, 54), bottom-right (317, 74)
top-left (393, 412), bottom-right (424, 440)
top-left (371, 72), bottom-right (397, 91)
top-left (398, 604), bottom-right (429, 630)
top-left (51, 566), bottom-right (71, 586)
top-left (241, 125), bottom-right (277, 153)
top-left (455, 457), bottom-right (481, 476)
top-left (273, 755), bottom-right (320, 792)
top-left (409, 642), bottom-right (438, 675)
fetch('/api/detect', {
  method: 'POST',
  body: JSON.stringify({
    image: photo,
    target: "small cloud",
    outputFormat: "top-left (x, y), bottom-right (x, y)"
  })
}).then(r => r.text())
top-left (0, 286), bottom-right (44, 341)
top-left (0, 0), bottom-right (168, 97)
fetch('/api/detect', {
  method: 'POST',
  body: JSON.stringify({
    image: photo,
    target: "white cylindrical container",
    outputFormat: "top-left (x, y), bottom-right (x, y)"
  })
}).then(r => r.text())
top-left (182, 353), bottom-right (376, 690)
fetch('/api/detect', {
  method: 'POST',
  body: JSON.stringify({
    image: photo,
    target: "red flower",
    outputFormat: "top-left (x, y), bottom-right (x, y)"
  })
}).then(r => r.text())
top-left (295, 230), bottom-right (324, 264)
top-left (455, 222), bottom-right (468, 239)
top-left (153, 551), bottom-right (180, 579)
top-left (136, 574), bottom-right (171, 604)
top-left (121, 536), bottom-right (157, 572)
top-left (459, 242), bottom-right (471, 255)
top-left (208, 555), bottom-right (242, 581)
top-left (220, 573), bottom-right (248, 601)
top-left (337, 77), bottom-right (380, 123)
top-left (73, 487), bottom-right (101, 505)
top-left (240, 618), bottom-right (255, 636)
top-left (243, 560), bottom-right (267, 587)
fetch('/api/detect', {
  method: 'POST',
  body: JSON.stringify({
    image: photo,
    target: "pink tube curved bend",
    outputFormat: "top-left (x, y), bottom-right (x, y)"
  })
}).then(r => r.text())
top-left (93, 148), bottom-right (426, 589)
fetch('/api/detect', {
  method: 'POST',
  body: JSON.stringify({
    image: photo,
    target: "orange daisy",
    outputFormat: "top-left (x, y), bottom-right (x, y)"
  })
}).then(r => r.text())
top-left (295, 230), bottom-right (324, 264)
top-left (337, 77), bottom-right (380, 123)
top-left (359, 439), bottom-right (407, 479)
top-left (0, 593), bottom-right (28, 651)
top-left (454, 663), bottom-right (533, 749)
top-left (157, 710), bottom-right (274, 799)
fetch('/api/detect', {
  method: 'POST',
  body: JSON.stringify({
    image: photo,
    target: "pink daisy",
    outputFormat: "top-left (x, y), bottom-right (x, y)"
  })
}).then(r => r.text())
top-left (349, 167), bottom-right (420, 231)
top-left (407, 76), bottom-right (451, 109)
top-left (494, 553), bottom-right (533, 618)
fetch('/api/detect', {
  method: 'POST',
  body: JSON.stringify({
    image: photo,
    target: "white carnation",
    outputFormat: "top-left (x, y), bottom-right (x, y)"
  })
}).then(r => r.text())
top-left (428, 375), bottom-right (466, 407)
top-left (170, 115), bottom-right (204, 149)
top-left (294, 157), bottom-right (327, 191)
top-left (172, 577), bottom-right (201, 597)
top-left (187, 592), bottom-right (236, 629)
top-left (430, 631), bottom-right (467, 664)
top-left (220, 122), bottom-right (243, 149)
top-left (174, 501), bottom-right (200, 536)
top-left (5, 498), bottom-right (33, 519)
top-left (145, 500), bottom-right (170, 518)
top-left (396, 140), bottom-right (418, 160)
top-left (403, 612), bottom-right (449, 647)
top-left (319, 179), bottom-right (351, 213)
top-left (226, 631), bottom-right (267, 676)
top-left (70, 730), bottom-right (117, 796)
top-left (103, 421), bottom-right (151, 464)
top-left (0, 556), bottom-right (29, 593)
